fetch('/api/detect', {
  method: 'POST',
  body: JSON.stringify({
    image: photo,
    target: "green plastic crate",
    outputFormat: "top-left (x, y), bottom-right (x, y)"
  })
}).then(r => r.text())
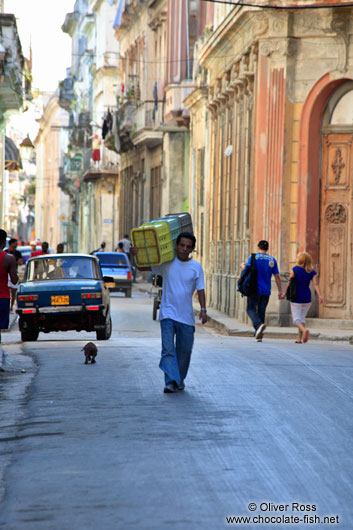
top-left (131, 221), bottom-right (174, 267)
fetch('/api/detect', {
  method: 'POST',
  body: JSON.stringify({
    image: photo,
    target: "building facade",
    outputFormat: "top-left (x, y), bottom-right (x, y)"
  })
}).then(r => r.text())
top-left (35, 94), bottom-right (70, 248)
top-left (60, 0), bottom-right (120, 253)
top-left (0, 13), bottom-right (24, 227)
top-left (81, 0), bottom-right (120, 253)
top-left (187, 1), bottom-right (353, 325)
top-left (113, 0), bottom-right (210, 235)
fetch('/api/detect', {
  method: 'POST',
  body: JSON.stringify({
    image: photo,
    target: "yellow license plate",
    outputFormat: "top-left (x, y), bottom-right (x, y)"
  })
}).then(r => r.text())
top-left (51, 295), bottom-right (69, 305)
top-left (106, 282), bottom-right (115, 288)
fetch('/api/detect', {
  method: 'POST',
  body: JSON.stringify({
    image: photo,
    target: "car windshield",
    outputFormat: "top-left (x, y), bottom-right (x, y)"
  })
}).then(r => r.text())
top-left (26, 257), bottom-right (100, 281)
top-left (97, 253), bottom-right (128, 267)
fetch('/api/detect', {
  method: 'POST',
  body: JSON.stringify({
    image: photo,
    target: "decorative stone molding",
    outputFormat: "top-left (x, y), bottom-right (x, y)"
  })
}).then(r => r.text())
top-left (331, 14), bottom-right (349, 73)
top-left (271, 16), bottom-right (286, 36)
top-left (252, 14), bottom-right (269, 37)
top-left (325, 203), bottom-right (347, 224)
top-left (259, 38), bottom-right (297, 59)
top-left (148, 10), bottom-right (167, 31)
top-left (206, 47), bottom-right (257, 111)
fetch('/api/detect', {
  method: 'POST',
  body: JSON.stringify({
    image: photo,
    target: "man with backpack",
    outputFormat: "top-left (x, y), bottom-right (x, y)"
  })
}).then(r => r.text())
top-left (241, 240), bottom-right (283, 342)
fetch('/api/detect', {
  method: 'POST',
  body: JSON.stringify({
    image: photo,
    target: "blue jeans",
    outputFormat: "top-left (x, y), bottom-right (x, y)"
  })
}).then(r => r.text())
top-left (160, 319), bottom-right (195, 385)
top-left (246, 294), bottom-right (270, 332)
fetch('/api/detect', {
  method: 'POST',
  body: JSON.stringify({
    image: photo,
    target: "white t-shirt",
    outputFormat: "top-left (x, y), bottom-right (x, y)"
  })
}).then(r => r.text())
top-left (116, 238), bottom-right (131, 253)
top-left (152, 257), bottom-right (205, 326)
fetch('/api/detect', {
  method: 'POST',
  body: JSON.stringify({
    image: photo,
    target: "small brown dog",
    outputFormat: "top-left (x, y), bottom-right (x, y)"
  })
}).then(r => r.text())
top-left (82, 342), bottom-right (98, 364)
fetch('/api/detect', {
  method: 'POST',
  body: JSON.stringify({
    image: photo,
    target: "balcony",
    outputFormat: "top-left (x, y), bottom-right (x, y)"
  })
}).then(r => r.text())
top-left (132, 100), bottom-right (163, 148)
top-left (61, 11), bottom-right (80, 37)
top-left (164, 81), bottom-right (195, 125)
top-left (114, 0), bottom-right (147, 36)
top-left (109, 100), bottom-right (163, 154)
top-left (59, 76), bottom-right (75, 112)
top-left (0, 14), bottom-right (24, 122)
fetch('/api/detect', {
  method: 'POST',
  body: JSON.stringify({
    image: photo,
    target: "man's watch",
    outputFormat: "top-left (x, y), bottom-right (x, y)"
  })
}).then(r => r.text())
top-left (200, 308), bottom-right (207, 312)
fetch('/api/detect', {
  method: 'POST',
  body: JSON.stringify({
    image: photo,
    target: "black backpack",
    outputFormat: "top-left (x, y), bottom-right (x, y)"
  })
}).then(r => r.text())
top-left (237, 253), bottom-right (258, 297)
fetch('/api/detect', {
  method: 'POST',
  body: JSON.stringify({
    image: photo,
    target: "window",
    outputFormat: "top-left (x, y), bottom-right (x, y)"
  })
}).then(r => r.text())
top-left (330, 90), bottom-right (353, 125)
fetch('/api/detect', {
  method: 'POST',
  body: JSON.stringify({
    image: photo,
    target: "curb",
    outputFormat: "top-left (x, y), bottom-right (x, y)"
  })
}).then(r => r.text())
top-left (135, 283), bottom-right (353, 343)
top-left (203, 312), bottom-right (353, 342)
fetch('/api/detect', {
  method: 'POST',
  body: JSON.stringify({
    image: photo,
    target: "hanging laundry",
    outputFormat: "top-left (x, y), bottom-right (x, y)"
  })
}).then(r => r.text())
top-left (92, 134), bottom-right (101, 164)
top-left (153, 81), bottom-right (158, 111)
top-left (112, 111), bottom-right (121, 153)
top-left (102, 119), bottom-right (109, 140)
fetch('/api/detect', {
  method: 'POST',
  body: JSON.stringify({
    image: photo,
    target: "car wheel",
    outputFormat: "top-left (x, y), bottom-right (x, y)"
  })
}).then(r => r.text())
top-left (96, 311), bottom-right (112, 340)
top-left (21, 328), bottom-right (39, 342)
top-left (153, 298), bottom-right (159, 320)
top-left (125, 288), bottom-right (132, 298)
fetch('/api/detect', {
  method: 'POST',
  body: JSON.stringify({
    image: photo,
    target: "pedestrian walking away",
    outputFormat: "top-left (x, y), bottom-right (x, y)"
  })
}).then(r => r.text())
top-left (283, 252), bottom-right (323, 343)
top-left (0, 229), bottom-right (18, 360)
top-left (131, 232), bottom-right (207, 393)
top-left (242, 240), bottom-right (283, 342)
top-left (116, 234), bottom-right (132, 263)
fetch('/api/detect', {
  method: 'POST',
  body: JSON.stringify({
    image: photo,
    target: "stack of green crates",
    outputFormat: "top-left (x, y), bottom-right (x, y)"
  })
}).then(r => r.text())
top-left (131, 213), bottom-right (193, 268)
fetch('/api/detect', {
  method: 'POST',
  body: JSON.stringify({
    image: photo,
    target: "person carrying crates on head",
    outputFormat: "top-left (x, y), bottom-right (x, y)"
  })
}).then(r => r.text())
top-left (131, 218), bottom-right (207, 394)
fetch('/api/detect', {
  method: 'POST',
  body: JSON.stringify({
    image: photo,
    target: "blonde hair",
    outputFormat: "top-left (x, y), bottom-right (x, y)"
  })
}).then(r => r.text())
top-left (296, 252), bottom-right (313, 273)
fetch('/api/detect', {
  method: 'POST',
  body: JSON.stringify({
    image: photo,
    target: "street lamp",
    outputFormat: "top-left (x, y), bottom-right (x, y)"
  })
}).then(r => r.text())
top-left (19, 134), bottom-right (34, 161)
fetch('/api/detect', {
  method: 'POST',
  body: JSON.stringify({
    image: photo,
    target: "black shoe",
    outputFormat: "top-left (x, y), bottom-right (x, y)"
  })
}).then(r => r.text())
top-left (164, 383), bottom-right (178, 393)
top-left (178, 381), bottom-right (185, 391)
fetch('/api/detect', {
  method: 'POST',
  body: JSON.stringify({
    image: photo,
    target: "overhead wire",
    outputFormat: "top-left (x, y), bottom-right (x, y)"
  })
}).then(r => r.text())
top-left (199, 0), bottom-right (353, 8)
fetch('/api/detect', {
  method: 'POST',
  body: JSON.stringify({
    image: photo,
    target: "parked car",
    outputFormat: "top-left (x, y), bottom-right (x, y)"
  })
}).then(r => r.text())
top-left (94, 252), bottom-right (132, 297)
top-left (16, 254), bottom-right (112, 342)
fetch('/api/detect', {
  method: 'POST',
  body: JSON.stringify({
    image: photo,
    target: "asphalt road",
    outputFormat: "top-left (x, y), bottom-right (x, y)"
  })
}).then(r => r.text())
top-left (0, 288), bottom-right (353, 529)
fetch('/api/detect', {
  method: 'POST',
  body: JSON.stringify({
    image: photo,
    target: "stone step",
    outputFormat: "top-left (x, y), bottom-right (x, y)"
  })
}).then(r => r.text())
top-left (305, 318), bottom-right (353, 330)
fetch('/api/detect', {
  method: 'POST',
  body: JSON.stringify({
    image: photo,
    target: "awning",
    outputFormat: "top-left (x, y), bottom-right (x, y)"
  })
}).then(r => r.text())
top-left (5, 136), bottom-right (22, 170)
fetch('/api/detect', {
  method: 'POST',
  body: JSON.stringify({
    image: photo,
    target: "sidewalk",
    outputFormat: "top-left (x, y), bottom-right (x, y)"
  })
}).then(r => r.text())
top-left (135, 281), bottom-right (353, 343)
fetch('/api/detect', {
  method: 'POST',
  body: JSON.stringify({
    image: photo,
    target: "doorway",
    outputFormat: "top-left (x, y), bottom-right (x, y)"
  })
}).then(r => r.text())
top-left (320, 83), bottom-right (353, 319)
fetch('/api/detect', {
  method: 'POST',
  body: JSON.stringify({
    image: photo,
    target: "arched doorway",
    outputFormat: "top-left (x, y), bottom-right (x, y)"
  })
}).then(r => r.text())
top-left (320, 82), bottom-right (353, 319)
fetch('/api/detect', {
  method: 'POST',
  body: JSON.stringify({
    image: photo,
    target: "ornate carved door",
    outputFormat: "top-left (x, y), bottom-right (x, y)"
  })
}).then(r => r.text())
top-left (320, 133), bottom-right (353, 318)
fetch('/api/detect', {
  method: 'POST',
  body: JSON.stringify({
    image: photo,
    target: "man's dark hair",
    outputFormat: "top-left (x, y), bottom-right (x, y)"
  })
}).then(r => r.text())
top-left (123, 234), bottom-right (129, 239)
top-left (101, 241), bottom-right (106, 248)
top-left (42, 241), bottom-right (49, 251)
top-left (9, 238), bottom-right (17, 246)
top-left (176, 232), bottom-right (196, 248)
top-left (258, 240), bottom-right (269, 251)
top-left (0, 229), bottom-right (7, 245)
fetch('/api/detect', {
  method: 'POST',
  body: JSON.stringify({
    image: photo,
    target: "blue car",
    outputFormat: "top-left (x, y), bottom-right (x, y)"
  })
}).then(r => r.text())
top-left (16, 254), bottom-right (112, 342)
top-left (94, 252), bottom-right (132, 297)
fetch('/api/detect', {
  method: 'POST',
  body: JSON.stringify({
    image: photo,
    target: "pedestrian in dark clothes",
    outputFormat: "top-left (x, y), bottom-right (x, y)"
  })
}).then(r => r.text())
top-left (0, 229), bottom-right (18, 359)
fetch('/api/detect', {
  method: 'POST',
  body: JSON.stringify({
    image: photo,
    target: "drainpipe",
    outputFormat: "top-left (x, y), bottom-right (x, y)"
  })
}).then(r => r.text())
top-left (186, 0), bottom-right (190, 79)
top-left (112, 178), bottom-right (116, 251)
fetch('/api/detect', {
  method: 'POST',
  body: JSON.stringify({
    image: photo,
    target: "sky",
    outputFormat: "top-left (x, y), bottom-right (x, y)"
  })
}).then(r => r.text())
top-left (5, 0), bottom-right (74, 92)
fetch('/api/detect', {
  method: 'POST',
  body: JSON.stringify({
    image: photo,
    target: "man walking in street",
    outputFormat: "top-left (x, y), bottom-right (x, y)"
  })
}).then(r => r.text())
top-left (243, 240), bottom-right (283, 342)
top-left (132, 232), bottom-right (207, 393)
top-left (0, 230), bottom-right (18, 360)
top-left (116, 234), bottom-right (132, 263)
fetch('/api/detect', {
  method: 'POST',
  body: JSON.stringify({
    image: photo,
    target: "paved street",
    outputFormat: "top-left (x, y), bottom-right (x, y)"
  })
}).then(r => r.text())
top-left (1, 288), bottom-right (353, 529)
